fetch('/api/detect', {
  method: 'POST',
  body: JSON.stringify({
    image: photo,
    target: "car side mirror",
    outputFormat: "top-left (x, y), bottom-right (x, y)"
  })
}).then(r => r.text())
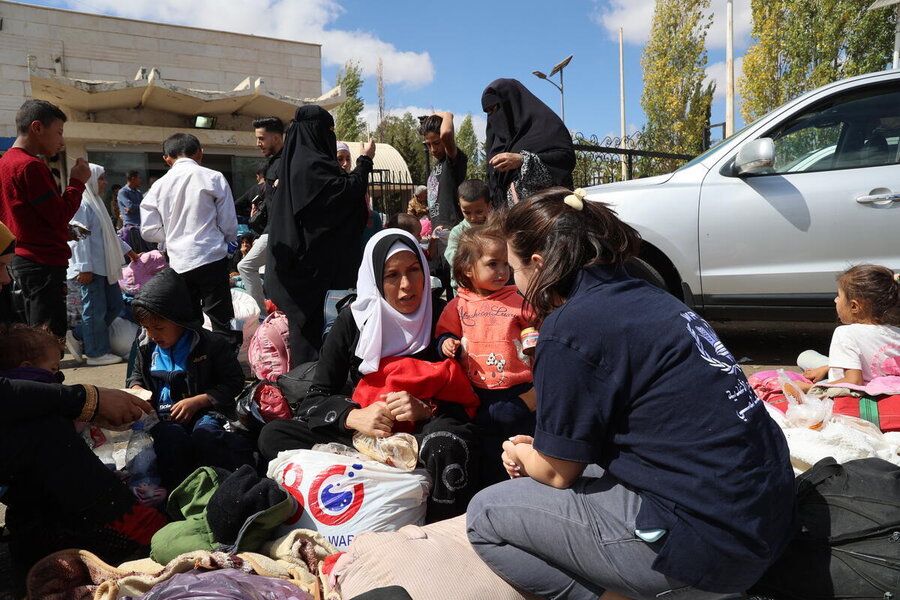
top-left (734, 138), bottom-right (775, 176)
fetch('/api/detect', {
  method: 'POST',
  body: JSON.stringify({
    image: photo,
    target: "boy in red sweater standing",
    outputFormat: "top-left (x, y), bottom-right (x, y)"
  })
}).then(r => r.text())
top-left (0, 99), bottom-right (90, 337)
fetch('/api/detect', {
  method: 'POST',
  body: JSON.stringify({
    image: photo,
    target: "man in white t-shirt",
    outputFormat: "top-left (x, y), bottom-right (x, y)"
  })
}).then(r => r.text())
top-left (140, 133), bottom-right (239, 344)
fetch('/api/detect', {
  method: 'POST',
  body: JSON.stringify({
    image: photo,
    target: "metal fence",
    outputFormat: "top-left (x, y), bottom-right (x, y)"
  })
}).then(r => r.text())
top-left (368, 168), bottom-right (416, 216)
top-left (571, 132), bottom-right (695, 187)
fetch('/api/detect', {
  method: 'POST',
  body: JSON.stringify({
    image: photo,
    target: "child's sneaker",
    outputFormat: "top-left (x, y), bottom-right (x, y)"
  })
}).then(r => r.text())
top-left (65, 330), bottom-right (84, 364)
top-left (86, 353), bottom-right (122, 367)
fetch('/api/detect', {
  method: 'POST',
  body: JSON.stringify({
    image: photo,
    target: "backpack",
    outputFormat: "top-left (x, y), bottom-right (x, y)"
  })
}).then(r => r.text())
top-left (323, 289), bottom-right (356, 340)
top-left (248, 311), bottom-right (290, 382)
top-left (751, 457), bottom-right (900, 599)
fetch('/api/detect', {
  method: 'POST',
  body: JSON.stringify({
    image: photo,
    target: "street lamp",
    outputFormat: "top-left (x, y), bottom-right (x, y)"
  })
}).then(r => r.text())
top-left (533, 54), bottom-right (573, 123)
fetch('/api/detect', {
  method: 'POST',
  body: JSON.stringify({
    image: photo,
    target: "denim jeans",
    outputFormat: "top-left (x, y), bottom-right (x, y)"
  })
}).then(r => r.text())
top-left (76, 275), bottom-right (123, 357)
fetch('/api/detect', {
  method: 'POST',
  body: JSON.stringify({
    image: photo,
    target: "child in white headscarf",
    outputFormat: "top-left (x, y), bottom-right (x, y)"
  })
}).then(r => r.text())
top-left (67, 163), bottom-right (137, 366)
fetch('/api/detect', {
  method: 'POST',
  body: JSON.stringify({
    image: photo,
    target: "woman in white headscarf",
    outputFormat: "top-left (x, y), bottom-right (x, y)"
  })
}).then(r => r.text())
top-left (67, 163), bottom-right (137, 366)
top-left (259, 228), bottom-right (480, 521)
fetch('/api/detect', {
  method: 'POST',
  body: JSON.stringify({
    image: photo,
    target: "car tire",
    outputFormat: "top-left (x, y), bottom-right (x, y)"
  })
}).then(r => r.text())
top-left (625, 257), bottom-right (668, 292)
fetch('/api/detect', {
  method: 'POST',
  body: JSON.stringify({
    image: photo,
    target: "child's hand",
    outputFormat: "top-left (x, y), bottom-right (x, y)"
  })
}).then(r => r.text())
top-left (442, 338), bottom-right (460, 358)
top-left (802, 365), bottom-right (829, 383)
top-left (383, 391), bottom-right (432, 422)
top-left (519, 388), bottom-right (537, 412)
top-left (346, 402), bottom-right (394, 437)
top-left (170, 395), bottom-right (211, 425)
top-left (76, 272), bottom-right (94, 284)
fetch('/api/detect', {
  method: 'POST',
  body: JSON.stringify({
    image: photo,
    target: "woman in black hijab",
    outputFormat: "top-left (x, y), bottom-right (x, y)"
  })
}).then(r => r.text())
top-left (482, 78), bottom-right (575, 209)
top-left (266, 104), bottom-right (375, 366)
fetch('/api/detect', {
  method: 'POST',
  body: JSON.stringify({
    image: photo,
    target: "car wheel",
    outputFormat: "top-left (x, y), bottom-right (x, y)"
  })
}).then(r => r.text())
top-left (625, 257), bottom-right (668, 292)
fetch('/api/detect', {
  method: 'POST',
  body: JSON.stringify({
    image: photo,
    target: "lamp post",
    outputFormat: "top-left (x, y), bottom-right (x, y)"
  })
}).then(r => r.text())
top-left (533, 54), bottom-right (573, 123)
top-left (869, 0), bottom-right (900, 69)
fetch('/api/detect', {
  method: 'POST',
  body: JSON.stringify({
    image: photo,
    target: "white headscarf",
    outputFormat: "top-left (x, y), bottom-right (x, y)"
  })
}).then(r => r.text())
top-left (351, 228), bottom-right (433, 375)
top-left (83, 163), bottom-right (126, 281)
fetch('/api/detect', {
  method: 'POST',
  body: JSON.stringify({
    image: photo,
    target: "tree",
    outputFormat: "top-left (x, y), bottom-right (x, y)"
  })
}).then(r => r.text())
top-left (333, 61), bottom-right (366, 142)
top-left (455, 113), bottom-right (485, 180)
top-left (640, 0), bottom-right (715, 173)
top-left (377, 112), bottom-right (427, 185)
top-left (740, 0), bottom-right (895, 123)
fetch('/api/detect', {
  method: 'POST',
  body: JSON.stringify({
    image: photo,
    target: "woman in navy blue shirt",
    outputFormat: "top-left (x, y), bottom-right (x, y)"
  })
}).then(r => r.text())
top-left (466, 187), bottom-right (795, 600)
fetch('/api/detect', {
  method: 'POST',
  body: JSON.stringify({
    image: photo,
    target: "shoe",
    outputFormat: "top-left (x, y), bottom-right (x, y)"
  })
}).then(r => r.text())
top-left (65, 330), bottom-right (84, 364)
top-left (85, 353), bottom-right (123, 367)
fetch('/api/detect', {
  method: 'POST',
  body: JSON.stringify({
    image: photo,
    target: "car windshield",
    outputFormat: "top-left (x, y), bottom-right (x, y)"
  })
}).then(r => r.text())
top-left (675, 122), bottom-right (754, 172)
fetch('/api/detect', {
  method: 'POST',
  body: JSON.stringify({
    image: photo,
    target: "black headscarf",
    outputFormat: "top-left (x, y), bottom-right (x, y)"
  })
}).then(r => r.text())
top-left (482, 78), bottom-right (575, 203)
top-left (278, 105), bottom-right (343, 215)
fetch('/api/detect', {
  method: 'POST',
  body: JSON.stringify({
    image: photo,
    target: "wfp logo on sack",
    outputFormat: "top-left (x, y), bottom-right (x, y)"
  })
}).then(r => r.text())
top-left (281, 462), bottom-right (366, 526)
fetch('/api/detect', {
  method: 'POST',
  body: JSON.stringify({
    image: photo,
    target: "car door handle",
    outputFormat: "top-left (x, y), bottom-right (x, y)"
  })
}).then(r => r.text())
top-left (856, 192), bottom-right (900, 204)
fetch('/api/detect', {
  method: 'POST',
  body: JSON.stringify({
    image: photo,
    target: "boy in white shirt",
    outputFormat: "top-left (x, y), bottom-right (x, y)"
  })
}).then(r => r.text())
top-left (140, 133), bottom-right (239, 345)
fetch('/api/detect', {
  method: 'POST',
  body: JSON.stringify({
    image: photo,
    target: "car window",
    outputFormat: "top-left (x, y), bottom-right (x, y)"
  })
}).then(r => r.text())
top-left (767, 84), bottom-right (900, 174)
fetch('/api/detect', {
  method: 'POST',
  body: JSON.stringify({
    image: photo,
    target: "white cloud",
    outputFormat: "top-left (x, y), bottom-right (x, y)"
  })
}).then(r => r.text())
top-left (62, 0), bottom-right (434, 88)
top-left (705, 55), bottom-right (744, 101)
top-left (593, 0), bottom-right (753, 50)
top-left (360, 104), bottom-right (487, 144)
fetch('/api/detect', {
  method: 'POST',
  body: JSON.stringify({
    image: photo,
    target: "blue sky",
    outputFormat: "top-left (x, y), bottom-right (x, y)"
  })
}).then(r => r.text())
top-left (26, 0), bottom-right (756, 145)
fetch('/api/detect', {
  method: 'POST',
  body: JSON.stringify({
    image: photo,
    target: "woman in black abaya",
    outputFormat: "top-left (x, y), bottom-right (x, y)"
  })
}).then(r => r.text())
top-left (482, 78), bottom-right (576, 208)
top-left (266, 105), bottom-right (374, 366)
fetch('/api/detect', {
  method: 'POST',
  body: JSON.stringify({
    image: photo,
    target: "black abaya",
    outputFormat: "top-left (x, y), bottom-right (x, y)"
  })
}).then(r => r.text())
top-left (266, 105), bottom-right (371, 365)
top-left (482, 78), bottom-right (576, 207)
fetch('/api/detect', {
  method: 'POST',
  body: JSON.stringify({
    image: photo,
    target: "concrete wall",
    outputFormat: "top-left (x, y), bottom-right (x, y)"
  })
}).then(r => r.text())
top-left (0, 0), bottom-right (322, 137)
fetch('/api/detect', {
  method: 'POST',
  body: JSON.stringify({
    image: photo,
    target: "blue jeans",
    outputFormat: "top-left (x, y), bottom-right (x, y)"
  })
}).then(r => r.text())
top-left (75, 275), bottom-right (123, 357)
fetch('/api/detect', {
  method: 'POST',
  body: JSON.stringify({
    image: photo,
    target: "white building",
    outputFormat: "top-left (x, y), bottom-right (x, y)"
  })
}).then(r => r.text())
top-left (0, 0), bottom-right (364, 198)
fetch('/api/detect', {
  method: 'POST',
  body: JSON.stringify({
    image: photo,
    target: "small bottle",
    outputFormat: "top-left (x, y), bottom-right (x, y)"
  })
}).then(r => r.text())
top-left (520, 327), bottom-right (539, 356)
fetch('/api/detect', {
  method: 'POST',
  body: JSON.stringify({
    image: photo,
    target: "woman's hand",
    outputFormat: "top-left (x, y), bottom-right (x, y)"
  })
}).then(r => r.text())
top-left (170, 394), bottom-right (212, 425)
top-left (442, 338), bottom-right (460, 358)
top-left (361, 138), bottom-right (376, 159)
top-left (76, 271), bottom-right (94, 285)
top-left (346, 402), bottom-right (394, 437)
top-left (94, 388), bottom-right (153, 428)
top-left (802, 365), bottom-right (829, 383)
top-left (501, 435), bottom-right (534, 479)
top-left (489, 152), bottom-right (524, 172)
top-left (383, 391), bottom-right (432, 423)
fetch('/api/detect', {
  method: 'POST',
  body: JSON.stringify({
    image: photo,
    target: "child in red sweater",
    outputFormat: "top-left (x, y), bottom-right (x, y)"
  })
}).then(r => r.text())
top-left (436, 225), bottom-right (535, 483)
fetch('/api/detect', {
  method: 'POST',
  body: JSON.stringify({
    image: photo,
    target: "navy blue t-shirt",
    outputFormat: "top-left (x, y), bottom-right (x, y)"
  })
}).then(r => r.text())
top-left (533, 265), bottom-right (795, 592)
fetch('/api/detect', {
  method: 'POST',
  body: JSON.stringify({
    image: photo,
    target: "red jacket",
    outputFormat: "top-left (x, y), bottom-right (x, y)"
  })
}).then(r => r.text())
top-left (352, 356), bottom-right (480, 433)
top-left (436, 286), bottom-right (533, 390)
top-left (0, 148), bottom-right (84, 266)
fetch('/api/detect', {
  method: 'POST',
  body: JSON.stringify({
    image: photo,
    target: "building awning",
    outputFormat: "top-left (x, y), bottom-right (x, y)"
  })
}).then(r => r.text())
top-left (29, 67), bottom-right (345, 123)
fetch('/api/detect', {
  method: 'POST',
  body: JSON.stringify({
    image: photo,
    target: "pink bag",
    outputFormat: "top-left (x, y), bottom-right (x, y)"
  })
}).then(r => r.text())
top-left (119, 250), bottom-right (168, 296)
top-left (249, 311), bottom-right (291, 381)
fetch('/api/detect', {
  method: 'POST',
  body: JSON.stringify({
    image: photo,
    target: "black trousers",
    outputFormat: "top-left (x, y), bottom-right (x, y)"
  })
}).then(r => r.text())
top-left (9, 255), bottom-right (67, 337)
top-left (258, 406), bottom-right (481, 522)
top-left (0, 416), bottom-right (140, 579)
top-left (177, 257), bottom-right (239, 346)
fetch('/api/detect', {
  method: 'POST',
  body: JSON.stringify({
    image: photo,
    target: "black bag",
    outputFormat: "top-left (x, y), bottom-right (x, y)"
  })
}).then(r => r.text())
top-left (276, 361), bottom-right (319, 416)
top-left (751, 457), bottom-right (900, 599)
top-left (248, 197), bottom-right (268, 235)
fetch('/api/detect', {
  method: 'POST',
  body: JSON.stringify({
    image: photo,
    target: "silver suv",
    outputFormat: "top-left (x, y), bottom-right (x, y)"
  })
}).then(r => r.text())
top-left (588, 69), bottom-right (900, 321)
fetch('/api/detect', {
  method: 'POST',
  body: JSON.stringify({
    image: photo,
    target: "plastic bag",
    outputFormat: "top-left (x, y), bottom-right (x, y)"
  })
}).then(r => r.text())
top-left (109, 316), bottom-right (140, 358)
top-left (352, 432), bottom-right (419, 471)
top-left (779, 369), bottom-right (833, 428)
top-left (268, 449), bottom-right (431, 550)
top-left (135, 569), bottom-right (313, 600)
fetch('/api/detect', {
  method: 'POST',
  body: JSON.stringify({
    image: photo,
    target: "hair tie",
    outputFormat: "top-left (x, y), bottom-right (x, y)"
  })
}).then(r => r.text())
top-left (563, 188), bottom-right (586, 211)
top-left (894, 273), bottom-right (900, 284)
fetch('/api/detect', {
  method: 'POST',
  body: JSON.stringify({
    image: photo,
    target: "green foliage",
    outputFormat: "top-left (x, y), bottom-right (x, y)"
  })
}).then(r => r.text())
top-left (376, 112), bottom-right (427, 185)
top-left (333, 61), bottom-right (366, 142)
top-left (640, 0), bottom-right (715, 174)
top-left (456, 114), bottom-right (485, 180)
top-left (740, 0), bottom-right (896, 123)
